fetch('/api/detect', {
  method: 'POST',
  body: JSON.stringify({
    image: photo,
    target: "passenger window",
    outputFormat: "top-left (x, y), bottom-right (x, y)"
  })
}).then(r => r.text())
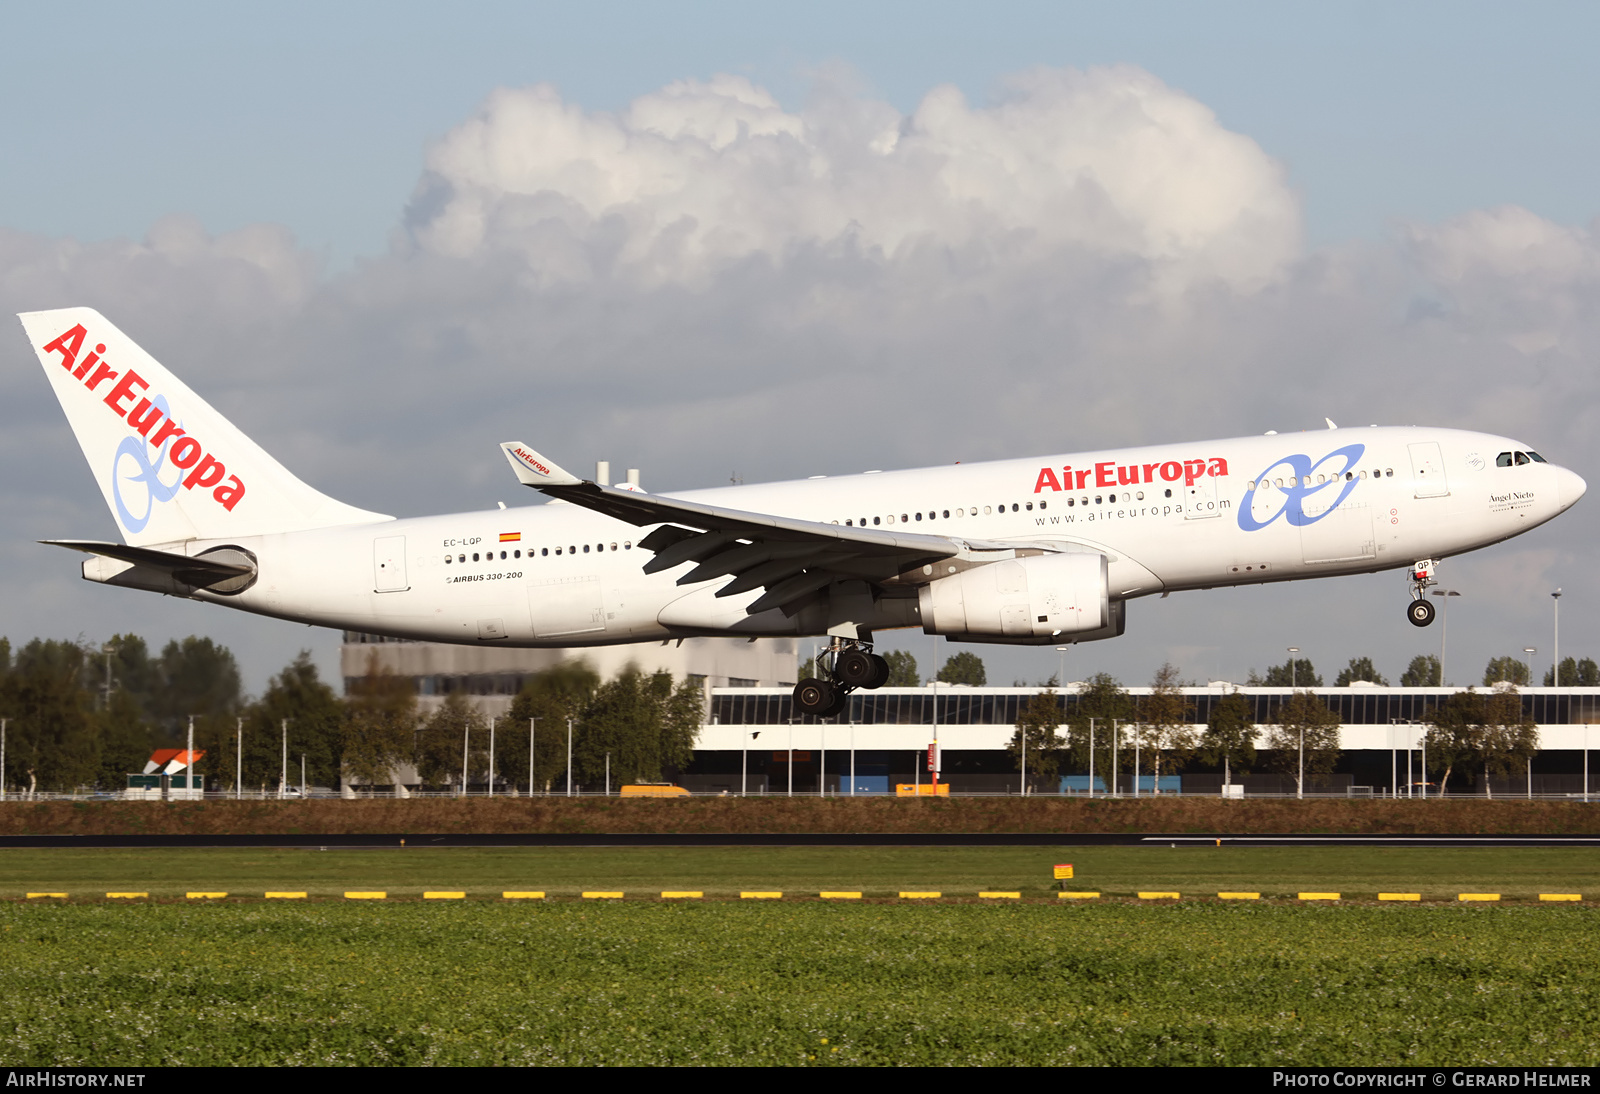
top-left (583, 544), bottom-right (590, 553)
top-left (1385, 469), bottom-right (1393, 477)
top-left (515, 550), bottom-right (521, 558)
top-left (1095, 496), bottom-right (1102, 504)
top-left (1496, 452), bottom-right (1514, 467)
top-left (845, 519), bottom-right (852, 526)
top-left (873, 517), bottom-right (881, 525)
top-left (983, 506), bottom-right (991, 515)
top-left (1025, 502), bottom-right (1033, 511)
top-left (555, 548), bottom-right (562, 555)
top-left (472, 553), bottom-right (479, 562)
top-left (886, 515), bottom-right (895, 524)
top-left (1135, 491), bottom-right (1144, 501)
top-left (445, 555), bottom-right (452, 564)
top-left (624, 541), bottom-right (632, 550)
top-left (915, 512), bottom-right (922, 521)
top-left (1163, 490), bottom-right (1172, 498)
top-left (901, 514), bottom-right (909, 523)
top-left (542, 548), bottom-right (548, 557)
top-left (1068, 498), bottom-right (1075, 507)
top-left (610, 543), bottom-right (617, 551)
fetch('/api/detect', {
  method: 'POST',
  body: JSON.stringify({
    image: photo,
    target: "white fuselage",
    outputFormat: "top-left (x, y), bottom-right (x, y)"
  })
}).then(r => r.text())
top-left (153, 426), bottom-right (1583, 647)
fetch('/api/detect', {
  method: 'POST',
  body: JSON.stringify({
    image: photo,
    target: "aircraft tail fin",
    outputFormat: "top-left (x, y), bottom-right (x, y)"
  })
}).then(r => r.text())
top-left (18, 307), bottom-right (390, 546)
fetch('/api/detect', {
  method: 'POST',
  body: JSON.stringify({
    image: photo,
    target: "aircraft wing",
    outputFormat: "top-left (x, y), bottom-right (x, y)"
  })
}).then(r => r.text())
top-left (500, 442), bottom-right (1009, 615)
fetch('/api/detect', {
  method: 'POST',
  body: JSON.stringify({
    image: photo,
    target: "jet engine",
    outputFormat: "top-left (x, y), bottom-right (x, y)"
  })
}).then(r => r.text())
top-left (917, 552), bottom-right (1109, 641)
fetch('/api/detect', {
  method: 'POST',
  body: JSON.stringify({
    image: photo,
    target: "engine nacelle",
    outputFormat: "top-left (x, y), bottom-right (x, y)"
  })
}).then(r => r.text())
top-left (917, 552), bottom-right (1109, 640)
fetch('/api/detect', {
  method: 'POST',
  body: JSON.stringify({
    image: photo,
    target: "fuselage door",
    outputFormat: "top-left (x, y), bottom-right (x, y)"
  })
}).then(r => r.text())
top-left (1408, 442), bottom-right (1449, 498)
top-left (1184, 474), bottom-right (1221, 519)
top-left (373, 536), bottom-right (408, 592)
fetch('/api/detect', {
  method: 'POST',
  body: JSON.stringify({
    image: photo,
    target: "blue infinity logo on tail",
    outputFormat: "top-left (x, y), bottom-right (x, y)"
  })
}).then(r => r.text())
top-left (1238, 443), bottom-right (1365, 531)
top-left (111, 394), bottom-right (182, 534)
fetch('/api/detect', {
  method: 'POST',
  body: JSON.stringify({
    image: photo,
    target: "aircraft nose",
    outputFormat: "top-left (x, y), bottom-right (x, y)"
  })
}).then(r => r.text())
top-left (1556, 466), bottom-right (1587, 510)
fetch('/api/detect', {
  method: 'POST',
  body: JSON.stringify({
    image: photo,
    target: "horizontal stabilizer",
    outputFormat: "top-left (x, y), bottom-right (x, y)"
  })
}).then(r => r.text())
top-left (44, 539), bottom-right (257, 595)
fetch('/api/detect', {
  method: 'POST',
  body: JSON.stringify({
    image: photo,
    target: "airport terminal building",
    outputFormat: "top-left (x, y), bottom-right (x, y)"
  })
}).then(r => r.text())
top-left (684, 684), bottom-right (1600, 797)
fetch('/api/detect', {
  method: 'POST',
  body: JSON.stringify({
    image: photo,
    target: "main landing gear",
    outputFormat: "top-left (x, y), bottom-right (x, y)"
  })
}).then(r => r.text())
top-left (793, 639), bottom-right (892, 717)
top-left (1407, 559), bottom-right (1438, 627)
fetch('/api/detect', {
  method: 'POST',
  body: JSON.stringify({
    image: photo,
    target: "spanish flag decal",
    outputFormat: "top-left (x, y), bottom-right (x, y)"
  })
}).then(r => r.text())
top-left (499, 532), bottom-right (522, 543)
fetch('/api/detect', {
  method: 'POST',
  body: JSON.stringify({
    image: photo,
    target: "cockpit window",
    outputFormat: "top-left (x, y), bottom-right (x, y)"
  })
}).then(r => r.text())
top-left (1515, 452), bottom-right (1531, 466)
top-left (1496, 452), bottom-right (1514, 467)
top-left (1528, 451), bottom-right (1548, 463)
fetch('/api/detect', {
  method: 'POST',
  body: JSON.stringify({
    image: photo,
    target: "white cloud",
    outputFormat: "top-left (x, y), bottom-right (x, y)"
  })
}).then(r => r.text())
top-left (405, 67), bottom-right (1301, 294)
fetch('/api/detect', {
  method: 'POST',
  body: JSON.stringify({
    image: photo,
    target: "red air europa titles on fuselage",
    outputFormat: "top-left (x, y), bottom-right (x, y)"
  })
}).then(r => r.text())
top-left (1034, 457), bottom-right (1229, 493)
top-left (40, 324), bottom-right (246, 511)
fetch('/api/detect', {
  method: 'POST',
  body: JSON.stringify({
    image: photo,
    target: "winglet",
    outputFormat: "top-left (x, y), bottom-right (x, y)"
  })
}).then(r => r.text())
top-left (500, 442), bottom-right (583, 488)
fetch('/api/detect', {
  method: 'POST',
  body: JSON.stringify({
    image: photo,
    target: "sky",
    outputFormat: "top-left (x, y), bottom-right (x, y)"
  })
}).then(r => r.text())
top-left (2, 1), bottom-right (1598, 696)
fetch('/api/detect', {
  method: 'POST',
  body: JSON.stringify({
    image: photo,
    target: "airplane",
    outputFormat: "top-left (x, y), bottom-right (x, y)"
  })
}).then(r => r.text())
top-left (18, 306), bottom-right (1587, 716)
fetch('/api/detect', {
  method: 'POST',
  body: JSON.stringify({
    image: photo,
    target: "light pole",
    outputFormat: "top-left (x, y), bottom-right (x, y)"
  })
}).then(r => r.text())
top-left (1432, 589), bottom-right (1461, 685)
top-left (1524, 648), bottom-right (1537, 688)
top-left (528, 717), bottom-right (540, 796)
top-left (1287, 647), bottom-right (1299, 690)
top-left (1055, 645), bottom-right (1068, 687)
top-left (565, 715), bottom-right (573, 797)
top-left (1553, 589), bottom-right (1563, 685)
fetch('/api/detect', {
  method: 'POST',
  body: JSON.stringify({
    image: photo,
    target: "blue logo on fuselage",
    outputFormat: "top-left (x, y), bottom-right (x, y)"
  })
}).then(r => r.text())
top-left (1237, 443), bottom-right (1366, 532)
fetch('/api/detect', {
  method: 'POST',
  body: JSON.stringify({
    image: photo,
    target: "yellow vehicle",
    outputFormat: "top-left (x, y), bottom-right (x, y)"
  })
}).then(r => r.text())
top-left (895, 783), bottom-right (949, 797)
top-left (620, 784), bottom-right (691, 798)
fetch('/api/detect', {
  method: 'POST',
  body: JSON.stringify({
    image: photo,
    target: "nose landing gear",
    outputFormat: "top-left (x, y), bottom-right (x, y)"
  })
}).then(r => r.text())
top-left (793, 640), bottom-right (891, 717)
top-left (1407, 559), bottom-right (1439, 627)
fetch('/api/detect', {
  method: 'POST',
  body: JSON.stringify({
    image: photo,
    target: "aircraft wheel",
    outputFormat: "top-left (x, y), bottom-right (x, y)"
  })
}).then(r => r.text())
top-left (822, 687), bottom-right (851, 718)
top-left (866, 653), bottom-right (892, 690)
top-left (794, 677), bottom-right (836, 715)
top-left (1407, 599), bottom-right (1435, 628)
top-left (835, 649), bottom-right (876, 688)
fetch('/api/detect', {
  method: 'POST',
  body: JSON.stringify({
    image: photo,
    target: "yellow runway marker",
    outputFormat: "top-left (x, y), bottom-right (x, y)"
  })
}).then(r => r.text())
top-left (424, 892), bottom-right (466, 900)
top-left (187, 892), bottom-right (228, 899)
top-left (1058, 892), bottom-right (1100, 899)
top-left (106, 893), bottom-right (147, 899)
top-left (820, 892), bottom-right (861, 899)
top-left (345, 892), bottom-right (386, 900)
top-left (1138, 892), bottom-right (1180, 900)
top-left (1540, 894), bottom-right (1582, 902)
top-left (1458, 893), bottom-right (1500, 902)
top-left (503, 892), bottom-right (545, 900)
top-left (265, 892), bottom-right (306, 899)
top-left (583, 892), bottom-right (624, 899)
top-left (1299, 893), bottom-right (1340, 901)
top-left (899, 892), bottom-right (941, 899)
top-left (741, 891), bottom-right (782, 900)
top-left (1379, 893), bottom-right (1421, 901)
top-left (661, 891), bottom-right (702, 899)
top-left (1218, 893), bottom-right (1260, 900)
top-left (26, 893), bottom-right (67, 899)
top-left (979, 892), bottom-right (1021, 899)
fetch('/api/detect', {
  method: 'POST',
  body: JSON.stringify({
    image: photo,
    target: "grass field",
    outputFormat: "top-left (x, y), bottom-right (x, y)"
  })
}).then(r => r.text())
top-left (2, 901), bottom-right (1596, 1065)
top-left (4, 847), bottom-right (1594, 1066)
top-left (1, 845), bottom-right (1596, 900)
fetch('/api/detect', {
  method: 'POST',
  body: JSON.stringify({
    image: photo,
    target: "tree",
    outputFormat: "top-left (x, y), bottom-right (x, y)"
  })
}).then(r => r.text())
top-left (938, 652), bottom-right (987, 687)
top-left (1545, 657), bottom-right (1600, 686)
top-left (1005, 689), bottom-right (1066, 783)
top-left (882, 650), bottom-right (920, 686)
top-left (504, 662), bottom-right (600, 792)
top-left (572, 668), bottom-right (702, 787)
top-left (1335, 657), bottom-right (1389, 686)
top-left (1483, 656), bottom-right (1532, 687)
top-left (415, 692), bottom-right (486, 792)
top-left (1424, 687), bottom-right (1538, 796)
top-left (1134, 663), bottom-right (1196, 792)
top-left (339, 653), bottom-right (415, 790)
top-left (1200, 689), bottom-right (1257, 779)
top-left (0, 640), bottom-right (99, 795)
top-left (1265, 691), bottom-right (1342, 795)
top-left (149, 637), bottom-right (242, 742)
top-left (1254, 658), bottom-right (1322, 687)
top-left (1401, 655), bottom-right (1443, 687)
top-left (1062, 672), bottom-right (1134, 787)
